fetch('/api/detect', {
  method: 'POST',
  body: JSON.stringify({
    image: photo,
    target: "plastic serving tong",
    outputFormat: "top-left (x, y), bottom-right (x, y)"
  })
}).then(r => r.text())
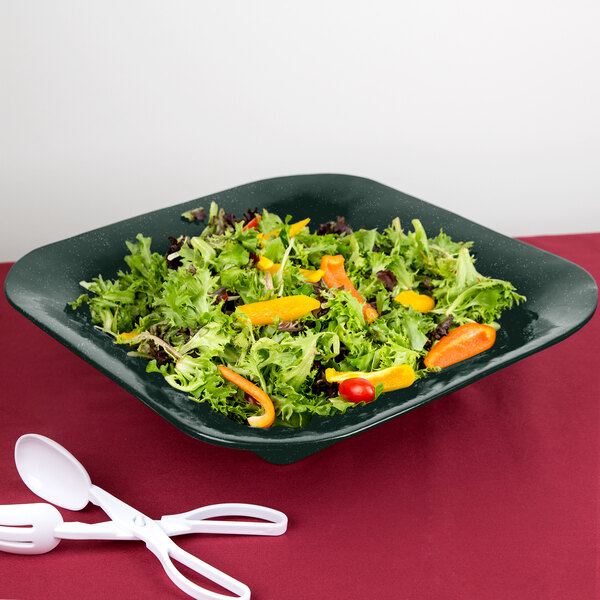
top-left (0, 434), bottom-right (288, 600)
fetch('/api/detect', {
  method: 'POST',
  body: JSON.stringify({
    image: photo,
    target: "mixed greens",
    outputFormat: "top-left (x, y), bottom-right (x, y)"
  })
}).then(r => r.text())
top-left (70, 204), bottom-right (525, 427)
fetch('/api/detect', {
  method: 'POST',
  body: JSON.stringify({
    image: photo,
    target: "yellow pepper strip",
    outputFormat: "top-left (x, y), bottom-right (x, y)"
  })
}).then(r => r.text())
top-left (288, 218), bottom-right (311, 237)
top-left (325, 364), bottom-right (416, 392)
top-left (256, 255), bottom-right (274, 271)
top-left (256, 255), bottom-right (322, 281)
top-left (260, 218), bottom-right (311, 241)
top-left (394, 290), bottom-right (435, 313)
top-left (118, 330), bottom-right (139, 341)
top-left (299, 268), bottom-right (324, 283)
top-left (256, 255), bottom-right (281, 275)
top-left (236, 295), bottom-right (321, 326)
top-left (218, 365), bottom-right (275, 428)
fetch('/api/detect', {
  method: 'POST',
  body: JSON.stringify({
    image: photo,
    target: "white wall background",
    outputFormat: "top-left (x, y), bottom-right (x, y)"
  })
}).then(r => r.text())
top-left (2, 0), bottom-right (599, 262)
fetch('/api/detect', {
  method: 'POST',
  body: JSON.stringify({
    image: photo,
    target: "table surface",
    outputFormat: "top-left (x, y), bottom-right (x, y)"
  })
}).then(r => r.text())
top-left (0, 232), bottom-right (598, 600)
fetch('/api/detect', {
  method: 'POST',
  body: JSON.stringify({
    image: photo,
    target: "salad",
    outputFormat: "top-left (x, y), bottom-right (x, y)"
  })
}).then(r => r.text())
top-left (70, 203), bottom-right (525, 428)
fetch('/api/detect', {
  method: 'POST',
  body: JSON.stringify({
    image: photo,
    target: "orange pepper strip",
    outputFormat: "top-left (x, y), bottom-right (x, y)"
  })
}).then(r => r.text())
top-left (320, 254), bottom-right (378, 323)
top-left (218, 365), bottom-right (275, 428)
top-left (424, 323), bottom-right (496, 369)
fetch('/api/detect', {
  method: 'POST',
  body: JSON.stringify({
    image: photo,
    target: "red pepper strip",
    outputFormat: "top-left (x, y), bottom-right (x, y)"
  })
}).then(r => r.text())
top-left (320, 254), bottom-right (379, 323)
top-left (243, 216), bottom-right (261, 231)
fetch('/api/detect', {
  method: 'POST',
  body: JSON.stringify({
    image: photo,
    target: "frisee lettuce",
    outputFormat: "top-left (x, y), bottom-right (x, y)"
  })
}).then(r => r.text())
top-left (70, 203), bottom-right (525, 427)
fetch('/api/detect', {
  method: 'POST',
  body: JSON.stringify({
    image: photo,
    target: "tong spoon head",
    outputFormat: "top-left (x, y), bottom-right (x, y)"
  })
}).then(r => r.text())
top-left (15, 434), bottom-right (92, 511)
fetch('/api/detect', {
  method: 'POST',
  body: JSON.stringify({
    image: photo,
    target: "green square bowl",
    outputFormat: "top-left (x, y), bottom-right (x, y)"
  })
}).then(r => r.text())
top-left (5, 174), bottom-right (598, 463)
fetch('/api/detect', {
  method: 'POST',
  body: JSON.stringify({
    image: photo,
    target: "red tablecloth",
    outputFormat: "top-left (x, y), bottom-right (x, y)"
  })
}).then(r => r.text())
top-left (1, 233), bottom-right (598, 600)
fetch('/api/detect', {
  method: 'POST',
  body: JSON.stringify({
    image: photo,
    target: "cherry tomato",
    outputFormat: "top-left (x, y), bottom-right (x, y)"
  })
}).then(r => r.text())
top-left (338, 378), bottom-right (376, 403)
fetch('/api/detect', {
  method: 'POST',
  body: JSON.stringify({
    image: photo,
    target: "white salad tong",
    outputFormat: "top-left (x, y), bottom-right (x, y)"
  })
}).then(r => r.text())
top-left (0, 434), bottom-right (288, 600)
